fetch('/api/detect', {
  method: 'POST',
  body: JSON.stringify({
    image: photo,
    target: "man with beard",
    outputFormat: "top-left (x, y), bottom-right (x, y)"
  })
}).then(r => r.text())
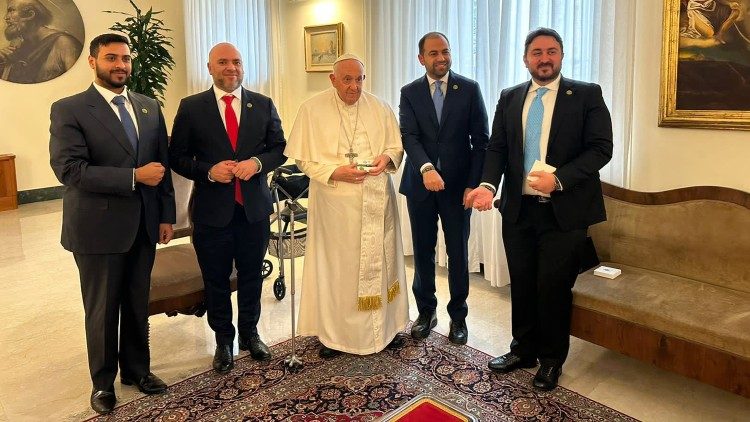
top-left (169, 43), bottom-right (286, 373)
top-left (49, 33), bottom-right (175, 414)
top-left (399, 32), bottom-right (488, 345)
top-left (466, 27), bottom-right (612, 391)
top-left (0, 0), bottom-right (82, 83)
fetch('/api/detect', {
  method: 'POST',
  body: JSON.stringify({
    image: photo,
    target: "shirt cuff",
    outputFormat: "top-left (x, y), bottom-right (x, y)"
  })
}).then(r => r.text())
top-left (419, 162), bottom-right (434, 173)
top-left (251, 156), bottom-right (263, 172)
top-left (132, 168), bottom-right (136, 191)
top-left (479, 182), bottom-right (497, 195)
top-left (554, 175), bottom-right (563, 191)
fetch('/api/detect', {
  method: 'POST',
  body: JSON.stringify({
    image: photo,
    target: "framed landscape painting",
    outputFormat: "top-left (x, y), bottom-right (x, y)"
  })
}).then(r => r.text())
top-left (659, 0), bottom-right (750, 130)
top-left (304, 23), bottom-right (343, 72)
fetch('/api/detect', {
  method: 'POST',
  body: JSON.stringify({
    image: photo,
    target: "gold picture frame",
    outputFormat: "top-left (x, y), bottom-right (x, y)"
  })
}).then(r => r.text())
top-left (659, 0), bottom-right (750, 130)
top-left (304, 23), bottom-right (344, 72)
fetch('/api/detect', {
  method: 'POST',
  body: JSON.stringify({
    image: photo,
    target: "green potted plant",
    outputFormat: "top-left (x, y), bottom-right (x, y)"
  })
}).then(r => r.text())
top-left (105, 0), bottom-right (175, 107)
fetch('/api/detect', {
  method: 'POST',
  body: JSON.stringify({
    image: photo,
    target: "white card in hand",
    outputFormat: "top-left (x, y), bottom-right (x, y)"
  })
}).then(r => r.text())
top-left (526, 160), bottom-right (556, 182)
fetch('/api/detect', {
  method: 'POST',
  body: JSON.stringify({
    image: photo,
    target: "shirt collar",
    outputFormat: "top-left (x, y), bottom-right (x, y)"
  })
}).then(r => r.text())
top-left (94, 82), bottom-right (130, 105)
top-left (528, 74), bottom-right (562, 95)
top-left (213, 85), bottom-right (243, 103)
top-left (426, 71), bottom-right (450, 87)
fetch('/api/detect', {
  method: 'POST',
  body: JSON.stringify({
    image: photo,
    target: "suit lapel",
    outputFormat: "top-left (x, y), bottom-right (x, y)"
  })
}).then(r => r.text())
top-left (85, 85), bottom-right (136, 159)
top-left (509, 81), bottom-right (530, 149)
top-left (438, 73), bottom-right (456, 130)
top-left (202, 88), bottom-right (235, 156)
top-left (129, 94), bottom-right (151, 163)
top-left (237, 88), bottom-right (255, 155)
top-left (417, 76), bottom-right (439, 129)
top-left (548, 77), bottom-right (573, 146)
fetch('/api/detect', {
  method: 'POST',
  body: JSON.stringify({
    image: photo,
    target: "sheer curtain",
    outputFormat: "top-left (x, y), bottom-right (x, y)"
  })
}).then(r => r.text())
top-left (365, 0), bottom-right (636, 286)
top-left (183, 0), bottom-right (277, 97)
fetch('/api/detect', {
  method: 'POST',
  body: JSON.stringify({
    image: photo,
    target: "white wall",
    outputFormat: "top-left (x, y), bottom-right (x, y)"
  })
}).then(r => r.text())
top-left (630, 1), bottom-right (750, 193)
top-left (276, 0), bottom-right (365, 126)
top-left (0, 0), bottom-right (187, 192)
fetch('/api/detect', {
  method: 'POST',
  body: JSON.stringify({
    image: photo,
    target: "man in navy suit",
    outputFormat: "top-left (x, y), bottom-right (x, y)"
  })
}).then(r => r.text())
top-left (49, 33), bottom-right (175, 414)
top-left (169, 43), bottom-right (286, 374)
top-left (467, 27), bottom-right (613, 390)
top-left (399, 32), bottom-right (489, 345)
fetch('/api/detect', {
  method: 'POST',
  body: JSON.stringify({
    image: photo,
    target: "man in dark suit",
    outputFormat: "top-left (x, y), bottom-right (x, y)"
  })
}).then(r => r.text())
top-left (467, 27), bottom-right (613, 390)
top-left (169, 42), bottom-right (286, 374)
top-left (399, 32), bottom-right (489, 345)
top-left (49, 33), bottom-right (175, 414)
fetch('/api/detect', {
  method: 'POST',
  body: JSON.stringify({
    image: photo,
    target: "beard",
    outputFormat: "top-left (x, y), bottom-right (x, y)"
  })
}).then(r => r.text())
top-left (96, 65), bottom-right (130, 89)
top-left (531, 63), bottom-right (561, 83)
top-left (4, 21), bottom-right (25, 40)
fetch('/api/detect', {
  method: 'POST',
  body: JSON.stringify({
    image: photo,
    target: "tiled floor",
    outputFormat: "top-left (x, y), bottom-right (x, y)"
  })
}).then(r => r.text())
top-left (0, 200), bottom-right (748, 421)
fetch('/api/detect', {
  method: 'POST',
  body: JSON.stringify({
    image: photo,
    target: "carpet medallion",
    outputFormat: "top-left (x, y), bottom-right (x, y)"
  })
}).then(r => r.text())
top-left (89, 334), bottom-right (637, 421)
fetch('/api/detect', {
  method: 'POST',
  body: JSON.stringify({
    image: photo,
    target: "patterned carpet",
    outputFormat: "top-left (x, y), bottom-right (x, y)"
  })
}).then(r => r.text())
top-left (89, 334), bottom-right (637, 421)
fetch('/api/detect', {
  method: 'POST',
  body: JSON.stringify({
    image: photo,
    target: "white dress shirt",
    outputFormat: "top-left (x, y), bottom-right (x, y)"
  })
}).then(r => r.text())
top-left (93, 82), bottom-right (140, 136)
top-left (213, 85), bottom-right (243, 129)
top-left (521, 74), bottom-right (561, 196)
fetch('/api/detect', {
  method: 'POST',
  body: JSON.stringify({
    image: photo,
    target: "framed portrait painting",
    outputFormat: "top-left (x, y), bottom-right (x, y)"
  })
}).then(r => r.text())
top-left (304, 23), bottom-right (343, 72)
top-left (659, 0), bottom-right (750, 130)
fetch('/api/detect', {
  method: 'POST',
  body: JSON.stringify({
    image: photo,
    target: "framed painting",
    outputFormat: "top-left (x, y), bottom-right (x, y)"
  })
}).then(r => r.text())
top-left (659, 0), bottom-right (750, 130)
top-left (304, 23), bottom-right (343, 72)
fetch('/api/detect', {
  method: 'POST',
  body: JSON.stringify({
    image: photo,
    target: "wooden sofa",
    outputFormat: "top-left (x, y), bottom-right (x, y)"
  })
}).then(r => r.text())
top-left (571, 182), bottom-right (750, 398)
top-left (148, 171), bottom-right (237, 317)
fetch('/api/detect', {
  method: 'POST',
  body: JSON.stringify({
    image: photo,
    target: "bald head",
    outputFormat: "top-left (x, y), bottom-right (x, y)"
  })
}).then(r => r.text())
top-left (207, 42), bottom-right (243, 93)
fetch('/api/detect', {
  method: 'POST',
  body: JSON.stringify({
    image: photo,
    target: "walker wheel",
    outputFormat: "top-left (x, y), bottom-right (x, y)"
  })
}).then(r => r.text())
top-left (273, 277), bottom-right (286, 300)
top-left (261, 259), bottom-right (273, 278)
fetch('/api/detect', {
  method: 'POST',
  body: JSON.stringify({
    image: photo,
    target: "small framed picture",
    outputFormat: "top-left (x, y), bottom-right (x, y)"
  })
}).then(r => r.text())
top-left (304, 23), bottom-right (344, 72)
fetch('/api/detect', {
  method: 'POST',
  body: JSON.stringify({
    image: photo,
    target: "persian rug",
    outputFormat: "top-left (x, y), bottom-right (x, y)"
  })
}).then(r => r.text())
top-left (88, 334), bottom-right (637, 421)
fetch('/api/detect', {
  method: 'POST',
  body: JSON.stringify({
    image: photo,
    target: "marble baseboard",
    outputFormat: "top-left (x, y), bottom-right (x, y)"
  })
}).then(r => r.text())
top-left (17, 186), bottom-right (64, 204)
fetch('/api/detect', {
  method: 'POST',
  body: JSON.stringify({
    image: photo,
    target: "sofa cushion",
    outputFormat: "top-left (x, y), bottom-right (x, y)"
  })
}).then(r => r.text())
top-left (151, 244), bottom-right (204, 301)
top-left (574, 262), bottom-right (750, 359)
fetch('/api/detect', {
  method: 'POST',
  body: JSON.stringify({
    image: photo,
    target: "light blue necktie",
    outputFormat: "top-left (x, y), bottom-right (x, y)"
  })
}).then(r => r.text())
top-left (112, 95), bottom-right (139, 153)
top-left (433, 80), bottom-right (444, 125)
top-left (524, 87), bottom-right (549, 174)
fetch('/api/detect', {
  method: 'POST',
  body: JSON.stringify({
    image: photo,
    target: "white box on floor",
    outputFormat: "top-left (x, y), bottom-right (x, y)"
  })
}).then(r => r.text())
top-left (594, 265), bottom-right (622, 279)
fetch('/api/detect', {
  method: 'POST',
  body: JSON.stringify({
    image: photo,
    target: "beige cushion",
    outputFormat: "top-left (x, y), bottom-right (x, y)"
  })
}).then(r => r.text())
top-left (150, 244), bottom-right (204, 301)
top-left (574, 262), bottom-right (750, 359)
top-left (590, 197), bottom-right (750, 293)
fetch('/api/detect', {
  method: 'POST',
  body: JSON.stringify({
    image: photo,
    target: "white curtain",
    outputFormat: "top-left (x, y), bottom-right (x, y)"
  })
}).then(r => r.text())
top-left (183, 0), bottom-right (277, 97)
top-left (365, 0), bottom-right (636, 286)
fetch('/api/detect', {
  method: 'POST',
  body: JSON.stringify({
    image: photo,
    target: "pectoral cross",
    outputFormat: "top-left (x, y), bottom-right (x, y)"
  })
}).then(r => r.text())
top-left (345, 149), bottom-right (358, 164)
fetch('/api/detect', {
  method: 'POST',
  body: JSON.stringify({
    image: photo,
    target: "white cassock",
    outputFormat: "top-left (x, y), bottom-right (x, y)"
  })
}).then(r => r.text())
top-left (284, 87), bottom-right (409, 354)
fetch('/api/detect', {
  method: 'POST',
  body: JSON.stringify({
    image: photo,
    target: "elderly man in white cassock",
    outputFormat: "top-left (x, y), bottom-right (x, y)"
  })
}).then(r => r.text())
top-left (285, 54), bottom-right (409, 358)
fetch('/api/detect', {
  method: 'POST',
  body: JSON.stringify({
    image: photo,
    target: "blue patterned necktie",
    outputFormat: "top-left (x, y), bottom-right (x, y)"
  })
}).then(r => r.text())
top-left (112, 95), bottom-right (139, 153)
top-left (524, 87), bottom-right (549, 174)
top-left (433, 80), bottom-right (444, 124)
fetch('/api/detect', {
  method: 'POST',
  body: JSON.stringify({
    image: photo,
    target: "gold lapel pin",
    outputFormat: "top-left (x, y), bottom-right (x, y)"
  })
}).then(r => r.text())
top-left (141, 108), bottom-right (148, 114)
top-left (247, 103), bottom-right (253, 108)
top-left (566, 90), bottom-right (573, 95)
top-left (452, 84), bottom-right (458, 90)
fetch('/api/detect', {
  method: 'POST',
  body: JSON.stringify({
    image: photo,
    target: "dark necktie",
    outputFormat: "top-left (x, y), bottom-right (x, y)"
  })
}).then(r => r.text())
top-left (222, 94), bottom-right (243, 205)
top-left (524, 87), bottom-right (549, 174)
top-left (112, 95), bottom-right (138, 154)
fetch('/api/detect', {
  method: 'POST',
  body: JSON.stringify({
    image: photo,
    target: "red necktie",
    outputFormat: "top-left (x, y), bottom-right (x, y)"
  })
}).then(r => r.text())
top-left (222, 95), bottom-right (243, 205)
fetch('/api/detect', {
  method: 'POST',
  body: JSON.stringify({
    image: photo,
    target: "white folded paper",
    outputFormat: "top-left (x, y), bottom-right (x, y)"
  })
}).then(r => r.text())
top-left (594, 265), bottom-right (622, 279)
top-left (526, 160), bottom-right (557, 182)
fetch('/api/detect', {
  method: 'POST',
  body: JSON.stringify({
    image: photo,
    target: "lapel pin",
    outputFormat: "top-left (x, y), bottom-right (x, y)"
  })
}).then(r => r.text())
top-left (141, 108), bottom-right (148, 114)
top-left (247, 103), bottom-right (253, 109)
top-left (566, 90), bottom-right (573, 95)
top-left (452, 84), bottom-right (458, 90)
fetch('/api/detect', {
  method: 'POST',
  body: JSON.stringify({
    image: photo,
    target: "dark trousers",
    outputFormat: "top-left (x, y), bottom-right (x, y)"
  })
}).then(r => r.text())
top-left (74, 219), bottom-right (154, 391)
top-left (193, 204), bottom-right (270, 346)
top-left (407, 191), bottom-right (471, 321)
top-left (502, 196), bottom-right (586, 366)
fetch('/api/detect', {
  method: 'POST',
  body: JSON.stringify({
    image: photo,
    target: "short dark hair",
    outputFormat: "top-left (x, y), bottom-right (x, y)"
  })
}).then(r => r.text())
top-left (89, 33), bottom-right (130, 57)
top-left (418, 32), bottom-right (450, 55)
top-left (524, 27), bottom-right (563, 54)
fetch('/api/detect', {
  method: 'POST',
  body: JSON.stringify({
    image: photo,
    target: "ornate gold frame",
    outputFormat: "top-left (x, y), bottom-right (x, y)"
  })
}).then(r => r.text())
top-left (304, 23), bottom-right (344, 73)
top-left (659, 0), bottom-right (750, 130)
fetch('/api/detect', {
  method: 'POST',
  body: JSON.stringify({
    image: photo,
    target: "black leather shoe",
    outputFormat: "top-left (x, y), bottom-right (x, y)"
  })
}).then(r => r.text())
top-left (448, 319), bottom-right (468, 345)
top-left (410, 311), bottom-right (437, 339)
top-left (487, 352), bottom-right (538, 373)
top-left (318, 345), bottom-right (342, 359)
top-left (121, 372), bottom-right (167, 395)
top-left (213, 344), bottom-right (234, 374)
top-left (533, 364), bottom-right (562, 391)
top-left (386, 334), bottom-right (407, 350)
top-left (90, 388), bottom-right (116, 414)
top-left (239, 334), bottom-right (272, 361)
